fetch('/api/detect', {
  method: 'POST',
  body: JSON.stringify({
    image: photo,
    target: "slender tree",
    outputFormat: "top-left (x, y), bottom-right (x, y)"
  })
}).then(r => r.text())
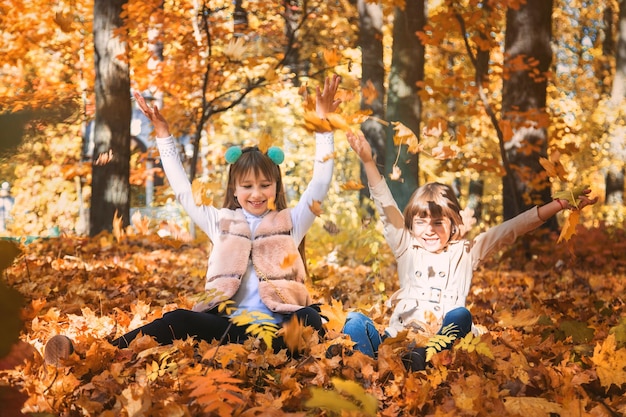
top-left (90, 0), bottom-right (132, 235)
top-left (501, 0), bottom-right (555, 225)
top-left (385, 0), bottom-right (425, 210)
top-left (355, 0), bottom-right (386, 205)
top-left (605, 0), bottom-right (626, 205)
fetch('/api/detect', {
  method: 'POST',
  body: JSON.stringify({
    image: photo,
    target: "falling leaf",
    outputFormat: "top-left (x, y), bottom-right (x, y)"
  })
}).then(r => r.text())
top-left (112, 210), bottom-right (124, 242)
top-left (326, 113), bottom-right (351, 131)
top-left (321, 151), bottom-right (336, 162)
top-left (539, 153), bottom-right (568, 181)
top-left (303, 110), bottom-right (332, 133)
top-left (191, 179), bottom-right (216, 206)
top-left (309, 200), bottom-right (323, 216)
top-left (223, 37), bottom-right (247, 61)
top-left (457, 207), bottom-right (476, 237)
top-left (257, 133), bottom-right (274, 153)
top-left (557, 210), bottom-right (579, 243)
top-left (389, 164), bottom-right (403, 181)
top-left (431, 142), bottom-right (457, 160)
top-left (323, 49), bottom-right (341, 66)
top-left (94, 149), bottom-right (113, 165)
top-left (280, 253), bottom-right (298, 269)
top-left (362, 79), bottom-right (379, 105)
top-left (340, 181), bottom-right (364, 191)
top-left (268, 197), bottom-right (276, 211)
top-left (323, 220), bottom-right (340, 235)
top-left (278, 315), bottom-right (313, 354)
top-left (131, 210), bottom-right (151, 235)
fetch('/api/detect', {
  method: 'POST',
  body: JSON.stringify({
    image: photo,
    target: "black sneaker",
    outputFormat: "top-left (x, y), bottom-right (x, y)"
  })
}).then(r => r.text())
top-left (44, 335), bottom-right (74, 366)
top-left (401, 347), bottom-right (426, 371)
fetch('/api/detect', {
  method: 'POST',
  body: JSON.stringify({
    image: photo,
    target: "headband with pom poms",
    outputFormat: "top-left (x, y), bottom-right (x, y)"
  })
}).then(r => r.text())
top-left (267, 146), bottom-right (284, 164)
top-left (225, 145), bottom-right (284, 165)
top-left (225, 146), bottom-right (243, 164)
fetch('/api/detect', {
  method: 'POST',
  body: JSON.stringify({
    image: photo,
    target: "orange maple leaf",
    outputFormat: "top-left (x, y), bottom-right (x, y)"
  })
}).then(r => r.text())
top-left (557, 210), bottom-right (579, 244)
top-left (340, 180), bottom-right (365, 191)
top-left (326, 112), bottom-right (351, 131)
top-left (431, 142), bottom-right (457, 160)
top-left (303, 110), bottom-right (332, 133)
top-left (257, 132), bottom-right (275, 153)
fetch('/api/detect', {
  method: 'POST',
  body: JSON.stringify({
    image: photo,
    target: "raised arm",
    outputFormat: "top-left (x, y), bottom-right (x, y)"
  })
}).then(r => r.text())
top-left (346, 130), bottom-right (383, 187)
top-left (291, 75), bottom-right (341, 243)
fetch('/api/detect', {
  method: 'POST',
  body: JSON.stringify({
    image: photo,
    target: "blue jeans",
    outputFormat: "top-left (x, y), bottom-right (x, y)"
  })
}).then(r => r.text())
top-left (343, 307), bottom-right (473, 358)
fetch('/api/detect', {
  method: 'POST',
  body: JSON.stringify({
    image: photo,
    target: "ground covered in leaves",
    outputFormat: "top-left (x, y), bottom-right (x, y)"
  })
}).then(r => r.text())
top-left (2, 222), bottom-right (626, 416)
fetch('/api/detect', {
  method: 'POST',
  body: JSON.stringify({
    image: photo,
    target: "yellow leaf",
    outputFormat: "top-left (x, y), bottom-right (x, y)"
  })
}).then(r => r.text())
top-left (431, 141), bottom-right (457, 160)
top-left (279, 315), bottom-right (313, 353)
top-left (191, 179), bottom-right (216, 206)
top-left (257, 132), bottom-right (275, 153)
top-left (553, 184), bottom-right (589, 209)
top-left (321, 151), bottom-right (336, 162)
top-left (331, 378), bottom-right (378, 416)
top-left (268, 197), bottom-right (276, 211)
top-left (305, 378), bottom-right (378, 416)
top-left (309, 200), bottom-right (323, 216)
top-left (503, 396), bottom-right (563, 417)
top-left (591, 334), bottom-right (626, 388)
top-left (557, 210), bottom-right (579, 244)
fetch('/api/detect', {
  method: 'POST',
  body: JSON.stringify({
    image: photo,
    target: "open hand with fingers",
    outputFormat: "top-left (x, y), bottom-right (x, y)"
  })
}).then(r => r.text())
top-left (133, 91), bottom-right (170, 138)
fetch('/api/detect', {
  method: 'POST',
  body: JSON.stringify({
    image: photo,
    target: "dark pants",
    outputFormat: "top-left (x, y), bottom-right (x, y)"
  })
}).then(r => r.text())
top-left (110, 306), bottom-right (325, 352)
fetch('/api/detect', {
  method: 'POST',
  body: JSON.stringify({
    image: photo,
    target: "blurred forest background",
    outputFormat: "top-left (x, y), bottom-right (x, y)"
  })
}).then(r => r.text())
top-left (1, 0), bottom-right (625, 240)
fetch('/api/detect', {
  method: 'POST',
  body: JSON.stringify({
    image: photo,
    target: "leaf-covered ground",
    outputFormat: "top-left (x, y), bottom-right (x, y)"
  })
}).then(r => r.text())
top-left (2, 222), bottom-right (626, 417)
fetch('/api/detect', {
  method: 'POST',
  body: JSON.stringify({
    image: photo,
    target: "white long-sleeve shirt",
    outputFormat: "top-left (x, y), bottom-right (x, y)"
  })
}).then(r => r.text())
top-left (156, 132), bottom-right (334, 322)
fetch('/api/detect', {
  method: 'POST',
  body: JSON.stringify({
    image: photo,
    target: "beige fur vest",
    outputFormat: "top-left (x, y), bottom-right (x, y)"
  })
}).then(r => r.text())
top-left (192, 209), bottom-right (311, 313)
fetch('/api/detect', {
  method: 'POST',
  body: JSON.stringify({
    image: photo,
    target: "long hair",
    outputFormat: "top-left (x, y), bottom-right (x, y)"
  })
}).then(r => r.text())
top-left (403, 182), bottom-right (464, 241)
top-left (222, 146), bottom-right (308, 273)
top-left (223, 146), bottom-right (287, 210)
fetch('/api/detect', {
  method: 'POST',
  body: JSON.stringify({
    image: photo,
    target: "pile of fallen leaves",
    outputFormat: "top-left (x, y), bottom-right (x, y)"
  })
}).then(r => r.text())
top-left (1, 220), bottom-right (626, 417)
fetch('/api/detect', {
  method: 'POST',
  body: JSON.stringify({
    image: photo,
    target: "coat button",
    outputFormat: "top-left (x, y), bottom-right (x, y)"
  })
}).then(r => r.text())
top-left (415, 271), bottom-right (422, 277)
top-left (438, 271), bottom-right (446, 277)
top-left (434, 306), bottom-right (441, 311)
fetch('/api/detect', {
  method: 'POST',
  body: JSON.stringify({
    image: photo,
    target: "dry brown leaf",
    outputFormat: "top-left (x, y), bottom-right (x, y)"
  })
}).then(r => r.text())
top-left (309, 200), bottom-right (323, 216)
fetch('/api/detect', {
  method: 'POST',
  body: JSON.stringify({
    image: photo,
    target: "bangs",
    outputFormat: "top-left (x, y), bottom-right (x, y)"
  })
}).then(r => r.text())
top-left (235, 149), bottom-right (280, 183)
top-left (403, 182), bottom-right (463, 231)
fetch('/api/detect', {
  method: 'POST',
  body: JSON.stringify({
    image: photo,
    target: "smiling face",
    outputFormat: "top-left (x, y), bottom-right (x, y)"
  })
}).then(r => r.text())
top-left (234, 170), bottom-right (277, 216)
top-left (412, 216), bottom-right (453, 253)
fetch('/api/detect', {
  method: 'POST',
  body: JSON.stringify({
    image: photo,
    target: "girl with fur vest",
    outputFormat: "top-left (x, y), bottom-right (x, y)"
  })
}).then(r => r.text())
top-left (341, 130), bottom-right (598, 371)
top-left (44, 75), bottom-right (342, 364)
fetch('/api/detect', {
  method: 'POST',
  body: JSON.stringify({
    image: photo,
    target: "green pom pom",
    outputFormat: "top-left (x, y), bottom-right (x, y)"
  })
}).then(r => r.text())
top-left (225, 146), bottom-right (242, 164)
top-left (267, 146), bottom-right (284, 164)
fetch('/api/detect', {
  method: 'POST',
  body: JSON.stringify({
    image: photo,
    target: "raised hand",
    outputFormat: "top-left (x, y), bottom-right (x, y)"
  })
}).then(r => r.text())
top-left (316, 74), bottom-right (342, 119)
top-left (133, 91), bottom-right (170, 138)
top-left (346, 130), bottom-right (374, 164)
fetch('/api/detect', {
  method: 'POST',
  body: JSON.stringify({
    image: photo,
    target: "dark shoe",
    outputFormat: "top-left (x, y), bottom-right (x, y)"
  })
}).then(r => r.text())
top-left (44, 335), bottom-right (74, 366)
top-left (401, 347), bottom-right (426, 371)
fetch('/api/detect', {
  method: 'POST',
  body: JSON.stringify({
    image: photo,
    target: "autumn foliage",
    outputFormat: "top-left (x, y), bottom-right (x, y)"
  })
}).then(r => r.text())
top-left (1, 215), bottom-right (626, 416)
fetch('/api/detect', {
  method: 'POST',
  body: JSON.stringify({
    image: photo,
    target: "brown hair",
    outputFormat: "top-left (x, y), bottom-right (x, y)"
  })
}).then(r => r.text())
top-left (223, 146), bottom-right (287, 210)
top-left (403, 182), bottom-right (464, 241)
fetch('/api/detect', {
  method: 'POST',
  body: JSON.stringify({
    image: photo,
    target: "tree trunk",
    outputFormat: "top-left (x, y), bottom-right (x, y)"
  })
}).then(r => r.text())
top-left (501, 0), bottom-right (554, 226)
top-left (385, 0), bottom-right (425, 211)
top-left (606, 1), bottom-right (626, 205)
top-left (356, 0), bottom-right (386, 206)
top-left (91, 0), bottom-right (131, 236)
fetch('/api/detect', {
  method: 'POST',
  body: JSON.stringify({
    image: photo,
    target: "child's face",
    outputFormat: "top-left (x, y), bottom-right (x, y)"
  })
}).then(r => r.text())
top-left (411, 216), bottom-right (452, 253)
top-left (234, 170), bottom-right (277, 216)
